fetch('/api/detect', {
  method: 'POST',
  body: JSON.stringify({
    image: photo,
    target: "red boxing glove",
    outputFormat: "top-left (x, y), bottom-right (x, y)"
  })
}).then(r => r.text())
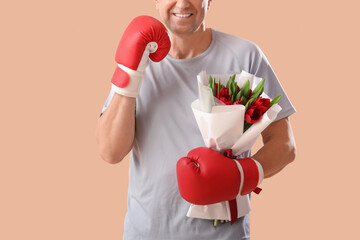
top-left (111, 15), bottom-right (171, 97)
top-left (176, 147), bottom-right (264, 205)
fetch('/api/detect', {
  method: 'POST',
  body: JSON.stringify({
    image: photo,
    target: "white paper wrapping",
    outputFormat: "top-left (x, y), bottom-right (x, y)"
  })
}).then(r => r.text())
top-left (186, 71), bottom-right (282, 221)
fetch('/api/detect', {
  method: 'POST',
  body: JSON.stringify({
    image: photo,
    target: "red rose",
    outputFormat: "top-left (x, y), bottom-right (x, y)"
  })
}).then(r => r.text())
top-left (217, 88), bottom-right (232, 105)
top-left (233, 100), bottom-right (243, 105)
top-left (245, 105), bottom-right (262, 123)
top-left (254, 97), bottom-right (270, 114)
top-left (215, 83), bottom-right (219, 94)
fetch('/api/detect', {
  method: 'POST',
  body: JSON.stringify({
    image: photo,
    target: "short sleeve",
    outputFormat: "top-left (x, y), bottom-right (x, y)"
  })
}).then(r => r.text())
top-left (250, 45), bottom-right (296, 121)
top-left (98, 89), bottom-right (115, 118)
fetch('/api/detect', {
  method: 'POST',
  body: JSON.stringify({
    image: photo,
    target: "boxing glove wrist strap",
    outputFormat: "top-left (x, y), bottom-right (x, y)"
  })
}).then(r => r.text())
top-left (228, 157), bottom-right (263, 225)
top-left (112, 42), bottom-right (159, 98)
top-left (112, 64), bottom-right (144, 98)
top-left (233, 158), bottom-right (264, 195)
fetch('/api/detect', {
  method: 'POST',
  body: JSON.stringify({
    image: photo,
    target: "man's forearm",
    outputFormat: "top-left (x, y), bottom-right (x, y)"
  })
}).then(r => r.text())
top-left (251, 118), bottom-right (296, 178)
top-left (252, 140), bottom-right (295, 178)
top-left (95, 93), bottom-right (135, 164)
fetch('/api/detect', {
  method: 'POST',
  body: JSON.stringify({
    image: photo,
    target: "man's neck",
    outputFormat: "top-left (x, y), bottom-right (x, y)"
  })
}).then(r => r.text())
top-left (168, 28), bottom-right (212, 59)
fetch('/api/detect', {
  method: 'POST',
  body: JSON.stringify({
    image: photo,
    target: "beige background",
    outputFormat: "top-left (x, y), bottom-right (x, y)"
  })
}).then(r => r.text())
top-left (1, 0), bottom-right (359, 239)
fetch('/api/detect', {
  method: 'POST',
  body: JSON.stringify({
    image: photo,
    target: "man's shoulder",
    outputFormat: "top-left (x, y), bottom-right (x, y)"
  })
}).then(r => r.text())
top-left (212, 29), bottom-right (261, 55)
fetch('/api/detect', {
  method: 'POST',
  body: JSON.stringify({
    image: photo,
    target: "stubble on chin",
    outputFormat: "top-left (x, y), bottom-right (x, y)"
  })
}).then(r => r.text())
top-left (166, 20), bottom-right (205, 37)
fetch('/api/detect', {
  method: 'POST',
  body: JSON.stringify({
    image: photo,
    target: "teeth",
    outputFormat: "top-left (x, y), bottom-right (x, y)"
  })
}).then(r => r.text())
top-left (174, 13), bottom-right (192, 18)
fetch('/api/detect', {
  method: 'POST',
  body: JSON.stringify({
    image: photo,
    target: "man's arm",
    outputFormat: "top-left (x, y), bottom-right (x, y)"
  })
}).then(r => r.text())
top-left (252, 117), bottom-right (296, 178)
top-left (176, 117), bottom-right (296, 204)
top-left (95, 94), bottom-right (135, 164)
top-left (95, 16), bottom-right (171, 164)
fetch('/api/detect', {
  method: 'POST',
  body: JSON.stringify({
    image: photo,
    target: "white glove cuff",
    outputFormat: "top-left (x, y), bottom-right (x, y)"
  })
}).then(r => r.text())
top-left (233, 158), bottom-right (264, 195)
top-left (233, 160), bottom-right (245, 195)
top-left (253, 159), bottom-right (264, 186)
top-left (112, 64), bottom-right (144, 98)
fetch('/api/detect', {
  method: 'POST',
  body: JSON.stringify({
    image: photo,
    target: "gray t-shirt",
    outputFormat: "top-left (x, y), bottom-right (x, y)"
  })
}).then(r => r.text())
top-left (100, 29), bottom-right (296, 240)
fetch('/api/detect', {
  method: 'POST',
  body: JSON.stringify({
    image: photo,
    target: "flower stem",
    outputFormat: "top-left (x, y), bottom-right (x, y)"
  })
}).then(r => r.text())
top-left (214, 219), bottom-right (218, 227)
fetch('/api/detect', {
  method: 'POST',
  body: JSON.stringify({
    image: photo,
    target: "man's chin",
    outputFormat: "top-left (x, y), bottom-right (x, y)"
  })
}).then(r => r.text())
top-left (167, 24), bottom-right (200, 36)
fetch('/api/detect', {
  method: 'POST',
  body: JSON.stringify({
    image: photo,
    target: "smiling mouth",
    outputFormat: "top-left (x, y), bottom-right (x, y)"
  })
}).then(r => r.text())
top-left (173, 13), bottom-right (193, 18)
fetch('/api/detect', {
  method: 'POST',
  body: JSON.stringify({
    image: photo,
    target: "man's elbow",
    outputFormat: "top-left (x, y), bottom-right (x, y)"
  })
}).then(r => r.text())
top-left (95, 129), bottom-right (134, 164)
top-left (286, 141), bottom-right (296, 165)
top-left (100, 152), bottom-right (124, 164)
top-left (98, 147), bottom-right (130, 164)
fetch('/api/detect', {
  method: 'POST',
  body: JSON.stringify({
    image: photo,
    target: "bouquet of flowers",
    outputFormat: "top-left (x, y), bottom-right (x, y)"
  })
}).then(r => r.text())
top-left (186, 70), bottom-right (282, 225)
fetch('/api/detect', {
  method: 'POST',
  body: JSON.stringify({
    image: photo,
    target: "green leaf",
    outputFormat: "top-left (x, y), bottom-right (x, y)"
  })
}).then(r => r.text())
top-left (243, 122), bottom-right (252, 132)
top-left (226, 74), bottom-right (236, 91)
top-left (227, 74), bottom-right (233, 84)
top-left (236, 91), bottom-right (241, 101)
top-left (240, 96), bottom-right (246, 105)
top-left (270, 94), bottom-right (282, 107)
top-left (245, 98), bottom-right (253, 111)
top-left (209, 76), bottom-right (216, 96)
top-left (252, 78), bottom-right (265, 97)
top-left (226, 78), bottom-right (232, 89)
top-left (218, 79), bottom-right (221, 95)
top-left (249, 86), bottom-right (262, 103)
top-left (232, 81), bottom-right (236, 96)
top-left (234, 82), bottom-right (239, 96)
top-left (226, 81), bottom-right (231, 89)
top-left (240, 80), bottom-right (250, 99)
top-left (229, 74), bottom-right (236, 82)
top-left (258, 86), bottom-right (264, 98)
top-left (233, 84), bottom-right (238, 100)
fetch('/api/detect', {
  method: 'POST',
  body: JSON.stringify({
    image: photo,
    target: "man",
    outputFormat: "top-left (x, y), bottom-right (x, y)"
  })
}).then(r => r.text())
top-left (96, 0), bottom-right (296, 239)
